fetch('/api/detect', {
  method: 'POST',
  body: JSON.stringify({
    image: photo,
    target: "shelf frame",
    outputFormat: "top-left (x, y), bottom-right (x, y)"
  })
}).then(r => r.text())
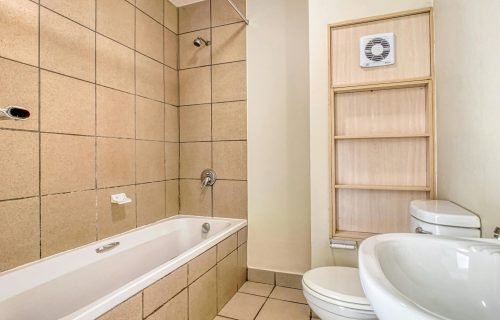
top-left (328, 8), bottom-right (436, 241)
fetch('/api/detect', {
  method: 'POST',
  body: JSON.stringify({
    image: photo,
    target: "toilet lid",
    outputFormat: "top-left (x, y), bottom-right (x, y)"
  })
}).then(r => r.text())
top-left (303, 267), bottom-right (370, 306)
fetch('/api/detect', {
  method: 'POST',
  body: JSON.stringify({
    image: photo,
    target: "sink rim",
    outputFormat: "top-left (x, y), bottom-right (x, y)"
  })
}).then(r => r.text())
top-left (358, 233), bottom-right (500, 320)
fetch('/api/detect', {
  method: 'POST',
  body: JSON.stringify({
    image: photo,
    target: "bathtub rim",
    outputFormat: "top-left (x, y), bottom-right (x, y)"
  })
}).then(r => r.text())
top-left (0, 215), bottom-right (247, 320)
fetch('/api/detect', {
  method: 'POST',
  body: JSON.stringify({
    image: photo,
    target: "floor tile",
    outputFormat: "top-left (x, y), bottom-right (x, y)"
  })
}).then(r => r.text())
top-left (269, 286), bottom-right (307, 304)
top-left (213, 317), bottom-right (233, 320)
top-left (219, 292), bottom-right (266, 320)
top-left (255, 299), bottom-right (310, 320)
top-left (239, 282), bottom-right (274, 297)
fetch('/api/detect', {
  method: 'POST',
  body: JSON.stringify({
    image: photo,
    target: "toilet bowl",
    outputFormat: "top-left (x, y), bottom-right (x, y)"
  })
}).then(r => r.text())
top-left (303, 200), bottom-right (482, 320)
top-left (302, 267), bottom-right (377, 320)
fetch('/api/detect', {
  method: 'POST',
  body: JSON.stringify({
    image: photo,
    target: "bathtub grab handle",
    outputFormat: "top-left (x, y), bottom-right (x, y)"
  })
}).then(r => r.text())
top-left (96, 242), bottom-right (120, 254)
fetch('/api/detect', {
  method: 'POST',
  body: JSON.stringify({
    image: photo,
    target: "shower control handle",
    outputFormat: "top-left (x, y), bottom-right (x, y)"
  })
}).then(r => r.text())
top-left (200, 169), bottom-right (216, 189)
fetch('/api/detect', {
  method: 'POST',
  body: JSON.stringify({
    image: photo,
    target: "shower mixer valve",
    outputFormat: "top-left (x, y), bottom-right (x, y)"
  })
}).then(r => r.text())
top-left (200, 169), bottom-right (216, 189)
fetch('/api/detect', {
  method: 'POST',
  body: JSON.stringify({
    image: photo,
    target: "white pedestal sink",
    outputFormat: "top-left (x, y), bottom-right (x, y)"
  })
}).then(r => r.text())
top-left (359, 234), bottom-right (500, 320)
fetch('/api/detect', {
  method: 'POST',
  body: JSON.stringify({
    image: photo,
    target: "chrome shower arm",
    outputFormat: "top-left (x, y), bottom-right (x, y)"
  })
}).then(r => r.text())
top-left (226, 0), bottom-right (249, 25)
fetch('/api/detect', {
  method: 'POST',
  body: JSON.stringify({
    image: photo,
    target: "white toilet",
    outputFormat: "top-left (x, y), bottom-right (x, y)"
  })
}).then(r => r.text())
top-left (302, 200), bottom-right (481, 320)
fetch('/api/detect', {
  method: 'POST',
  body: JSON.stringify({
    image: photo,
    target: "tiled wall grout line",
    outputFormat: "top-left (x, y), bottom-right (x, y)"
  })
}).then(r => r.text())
top-left (37, 1), bottom-right (178, 60)
top-left (37, 1), bottom-right (42, 260)
top-left (133, 1), bottom-right (138, 230)
top-left (179, 58), bottom-right (247, 71)
top-left (210, 0), bottom-right (215, 218)
top-left (178, 20), bottom-right (246, 36)
top-left (94, 0), bottom-right (99, 241)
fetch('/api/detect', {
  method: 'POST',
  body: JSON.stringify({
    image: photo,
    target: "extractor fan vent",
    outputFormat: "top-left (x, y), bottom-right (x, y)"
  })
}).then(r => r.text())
top-left (360, 33), bottom-right (395, 68)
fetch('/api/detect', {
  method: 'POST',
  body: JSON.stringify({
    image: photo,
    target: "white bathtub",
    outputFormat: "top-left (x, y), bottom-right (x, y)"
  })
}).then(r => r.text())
top-left (0, 215), bottom-right (246, 320)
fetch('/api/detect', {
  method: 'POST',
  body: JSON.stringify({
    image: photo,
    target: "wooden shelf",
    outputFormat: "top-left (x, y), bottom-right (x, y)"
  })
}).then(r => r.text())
top-left (332, 231), bottom-right (378, 241)
top-left (335, 184), bottom-right (431, 191)
top-left (334, 133), bottom-right (430, 140)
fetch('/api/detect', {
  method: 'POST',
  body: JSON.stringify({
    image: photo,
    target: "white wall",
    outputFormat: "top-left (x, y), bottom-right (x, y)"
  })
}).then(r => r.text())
top-left (308, 0), bottom-right (434, 268)
top-left (247, 0), bottom-right (311, 273)
top-left (434, 0), bottom-right (500, 237)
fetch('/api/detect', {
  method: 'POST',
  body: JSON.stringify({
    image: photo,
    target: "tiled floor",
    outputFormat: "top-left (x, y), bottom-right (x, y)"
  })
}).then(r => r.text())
top-left (214, 281), bottom-right (320, 320)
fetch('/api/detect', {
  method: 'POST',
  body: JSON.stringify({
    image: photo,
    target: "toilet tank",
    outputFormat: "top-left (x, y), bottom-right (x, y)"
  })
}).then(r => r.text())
top-left (409, 200), bottom-right (481, 238)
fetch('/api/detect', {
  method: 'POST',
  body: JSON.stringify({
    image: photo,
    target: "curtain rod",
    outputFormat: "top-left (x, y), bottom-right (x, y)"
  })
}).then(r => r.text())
top-left (226, 0), bottom-right (249, 25)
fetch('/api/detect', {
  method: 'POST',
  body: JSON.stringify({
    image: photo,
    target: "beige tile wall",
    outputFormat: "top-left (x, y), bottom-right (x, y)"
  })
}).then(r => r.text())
top-left (98, 227), bottom-right (248, 320)
top-left (178, 0), bottom-right (248, 220)
top-left (0, 0), bottom-right (248, 273)
top-left (0, 0), bottom-right (180, 272)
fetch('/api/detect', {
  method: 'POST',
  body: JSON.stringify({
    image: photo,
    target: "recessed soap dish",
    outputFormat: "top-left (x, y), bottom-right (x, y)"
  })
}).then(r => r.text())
top-left (111, 193), bottom-right (132, 205)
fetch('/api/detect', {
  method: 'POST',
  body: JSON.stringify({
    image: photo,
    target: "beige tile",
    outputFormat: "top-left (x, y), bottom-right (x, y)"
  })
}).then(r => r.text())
top-left (165, 104), bottom-right (179, 141)
top-left (136, 181), bottom-right (166, 226)
top-left (164, 28), bottom-right (178, 69)
top-left (136, 0), bottom-right (163, 24)
top-left (97, 186), bottom-right (136, 240)
top-left (165, 142), bottom-right (179, 180)
top-left (96, 86), bottom-right (135, 138)
top-left (212, 23), bottom-right (246, 64)
top-left (213, 141), bottom-right (247, 180)
top-left (144, 265), bottom-right (188, 316)
top-left (219, 292), bottom-right (266, 320)
top-left (213, 317), bottom-right (233, 320)
top-left (136, 9), bottom-right (164, 62)
top-left (41, 70), bottom-right (95, 135)
top-left (98, 293), bottom-right (142, 320)
top-left (41, 190), bottom-right (96, 257)
top-left (0, 198), bottom-right (40, 272)
top-left (41, 134), bottom-right (95, 195)
top-left (0, 0), bottom-right (38, 66)
top-left (179, 29), bottom-right (211, 69)
top-left (188, 267), bottom-right (217, 320)
top-left (137, 53), bottom-right (164, 102)
top-left (40, 8), bottom-right (95, 82)
top-left (211, 0), bottom-right (246, 27)
top-left (212, 101), bottom-right (247, 141)
top-left (97, 138), bottom-right (135, 188)
top-left (248, 268), bottom-right (274, 285)
top-left (179, 180), bottom-right (212, 216)
top-left (179, 1), bottom-right (210, 34)
top-left (213, 180), bottom-right (247, 219)
top-left (136, 140), bottom-right (165, 183)
top-left (96, 34), bottom-right (135, 93)
top-left (270, 286), bottom-right (307, 304)
top-left (165, 66), bottom-right (179, 106)
top-left (212, 61), bottom-right (246, 103)
top-left (0, 130), bottom-right (39, 200)
top-left (164, 0), bottom-right (178, 34)
top-left (136, 96), bottom-right (165, 141)
top-left (146, 289), bottom-right (188, 320)
top-left (96, 0), bottom-right (135, 48)
top-left (165, 179), bottom-right (179, 217)
top-left (217, 233), bottom-right (237, 261)
top-left (239, 281), bottom-right (274, 297)
top-left (256, 299), bottom-right (310, 320)
top-left (180, 142), bottom-right (211, 179)
top-left (180, 104), bottom-right (211, 142)
top-left (41, 0), bottom-right (95, 29)
top-left (188, 247), bottom-right (216, 284)
top-left (238, 226), bottom-right (248, 246)
top-left (217, 250), bottom-right (238, 311)
top-left (276, 273), bottom-right (303, 290)
top-left (237, 242), bottom-right (247, 288)
top-left (0, 58), bottom-right (39, 131)
top-left (179, 66), bottom-right (211, 106)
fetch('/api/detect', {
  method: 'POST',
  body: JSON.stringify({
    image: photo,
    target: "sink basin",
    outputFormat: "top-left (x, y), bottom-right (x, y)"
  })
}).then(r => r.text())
top-left (359, 234), bottom-right (500, 320)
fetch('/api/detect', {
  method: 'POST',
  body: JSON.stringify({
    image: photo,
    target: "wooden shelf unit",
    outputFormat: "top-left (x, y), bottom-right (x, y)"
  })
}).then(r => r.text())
top-left (329, 9), bottom-right (435, 241)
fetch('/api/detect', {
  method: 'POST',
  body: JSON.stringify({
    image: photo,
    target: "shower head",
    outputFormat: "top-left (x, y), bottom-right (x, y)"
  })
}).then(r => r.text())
top-left (193, 37), bottom-right (210, 47)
